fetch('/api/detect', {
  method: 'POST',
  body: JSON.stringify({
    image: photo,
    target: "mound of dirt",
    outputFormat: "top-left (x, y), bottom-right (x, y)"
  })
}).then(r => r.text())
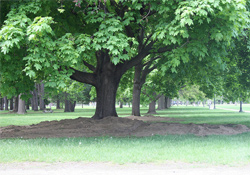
top-left (0, 116), bottom-right (249, 139)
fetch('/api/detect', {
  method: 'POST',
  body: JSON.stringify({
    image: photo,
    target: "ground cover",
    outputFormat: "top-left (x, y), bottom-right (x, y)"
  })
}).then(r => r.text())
top-left (217, 104), bottom-right (250, 111)
top-left (1, 106), bottom-right (250, 165)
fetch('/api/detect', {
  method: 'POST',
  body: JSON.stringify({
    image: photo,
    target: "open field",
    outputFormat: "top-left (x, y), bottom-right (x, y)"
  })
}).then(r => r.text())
top-left (0, 106), bottom-right (250, 166)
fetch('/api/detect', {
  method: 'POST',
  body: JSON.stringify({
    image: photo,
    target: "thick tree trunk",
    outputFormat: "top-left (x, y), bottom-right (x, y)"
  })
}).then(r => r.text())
top-left (92, 76), bottom-right (120, 119)
top-left (132, 64), bottom-right (143, 116)
top-left (17, 94), bottom-right (26, 114)
top-left (10, 97), bottom-right (14, 110)
top-left (4, 96), bottom-right (8, 110)
top-left (239, 101), bottom-right (243, 112)
top-left (147, 101), bottom-right (157, 114)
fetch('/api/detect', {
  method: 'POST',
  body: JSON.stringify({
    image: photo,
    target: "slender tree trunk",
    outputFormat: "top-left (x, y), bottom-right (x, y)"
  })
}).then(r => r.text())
top-left (17, 94), bottom-right (26, 114)
top-left (4, 96), bottom-right (8, 110)
top-left (13, 96), bottom-right (18, 112)
top-left (64, 93), bottom-right (71, 112)
top-left (32, 88), bottom-right (39, 111)
top-left (26, 101), bottom-right (30, 110)
top-left (0, 97), bottom-right (3, 110)
top-left (239, 101), bottom-right (243, 112)
top-left (147, 101), bottom-right (157, 114)
top-left (56, 99), bottom-right (61, 109)
top-left (214, 95), bottom-right (216, 109)
top-left (158, 95), bottom-right (165, 110)
top-left (120, 101), bottom-right (123, 108)
top-left (132, 64), bottom-right (143, 116)
top-left (10, 97), bottom-right (14, 110)
top-left (38, 82), bottom-right (45, 110)
top-left (166, 97), bottom-right (171, 108)
top-left (70, 101), bottom-right (76, 112)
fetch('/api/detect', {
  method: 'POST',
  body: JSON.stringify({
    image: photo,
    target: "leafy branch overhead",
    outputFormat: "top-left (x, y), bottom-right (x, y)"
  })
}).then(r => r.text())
top-left (0, 0), bottom-right (249, 118)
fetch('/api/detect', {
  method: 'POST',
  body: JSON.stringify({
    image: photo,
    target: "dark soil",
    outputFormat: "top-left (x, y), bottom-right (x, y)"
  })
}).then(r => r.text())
top-left (0, 116), bottom-right (249, 139)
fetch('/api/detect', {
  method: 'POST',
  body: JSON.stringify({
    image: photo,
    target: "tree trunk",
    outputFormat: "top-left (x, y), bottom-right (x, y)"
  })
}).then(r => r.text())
top-left (56, 99), bottom-right (61, 109)
top-left (70, 101), bottom-right (76, 112)
top-left (32, 88), bottom-right (39, 111)
top-left (17, 94), bottom-right (26, 114)
top-left (38, 82), bottom-right (45, 110)
top-left (239, 101), bottom-right (243, 112)
top-left (158, 95), bottom-right (165, 110)
top-left (132, 64), bottom-right (143, 116)
top-left (0, 97), bottom-right (3, 110)
top-left (166, 97), bottom-right (171, 108)
top-left (64, 93), bottom-right (71, 112)
top-left (119, 101), bottom-right (123, 108)
top-left (13, 96), bottom-right (18, 112)
top-left (4, 96), bottom-right (8, 110)
top-left (10, 97), bottom-right (14, 110)
top-left (147, 101), bottom-right (157, 114)
top-left (92, 76), bottom-right (120, 119)
top-left (214, 95), bottom-right (216, 109)
top-left (26, 101), bottom-right (30, 110)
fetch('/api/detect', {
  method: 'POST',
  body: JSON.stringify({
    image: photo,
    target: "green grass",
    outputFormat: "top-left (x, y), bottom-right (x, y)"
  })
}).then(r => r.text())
top-left (217, 104), bottom-right (250, 111)
top-left (1, 105), bottom-right (250, 165)
top-left (1, 134), bottom-right (250, 165)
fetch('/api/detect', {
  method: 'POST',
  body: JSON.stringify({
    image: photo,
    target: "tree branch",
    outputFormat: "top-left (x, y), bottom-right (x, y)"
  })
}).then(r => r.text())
top-left (121, 41), bottom-right (155, 74)
top-left (83, 60), bottom-right (95, 72)
top-left (70, 68), bottom-right (96, 86)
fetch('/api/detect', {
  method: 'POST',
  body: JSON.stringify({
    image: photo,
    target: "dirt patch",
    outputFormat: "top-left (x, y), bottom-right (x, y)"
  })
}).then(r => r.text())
top-left (0, 116), bottom-right (249, 139)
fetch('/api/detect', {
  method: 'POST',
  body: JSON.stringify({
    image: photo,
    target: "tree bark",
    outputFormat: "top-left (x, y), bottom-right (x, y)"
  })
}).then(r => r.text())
top-left (4, 96), bottom-right (8, 110)
top-left (157, 95), bottom-right (165, 110)
top-left (17, 94), bottom-right (26, 114)
top-left (32, 88), bottom-right (39, 111)
top-left (56, 99), bottom-right (61, 109)
top-left (92, 74), bottom-right (120, 119)
top-left (38, 82), bottom-right (45, 110)
top-left (132, 64), bottom-right (143, 116)
top-left (26, 101), bottom-right (30, 110)
top-left (119, 101), bottom-right (123, 108)
top-left (166, 97), bottom-right (171, 109)
top-left (239, 101), bottom-right (243, 112)
top-left (0, 97), bottom-right (3, 110)
top-left (70, 101), bottom-right (76, 112)
top-left (147, 101), bottom-right (157, 114)
top-left (10, 97), bottom-right (13, 110)
top-left (13, 96), bottom-right (18, 112)
top-left (64, 93), bottom-right (71, 112)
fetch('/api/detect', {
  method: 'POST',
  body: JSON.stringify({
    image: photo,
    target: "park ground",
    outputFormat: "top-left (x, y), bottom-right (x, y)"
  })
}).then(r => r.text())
top-left (1, 104), bottom-right (250, 174)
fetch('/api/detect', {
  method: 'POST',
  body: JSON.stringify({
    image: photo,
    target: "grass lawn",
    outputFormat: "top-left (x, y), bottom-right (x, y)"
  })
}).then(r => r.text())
top-left (217, 104), bottom-right (250, 111)
top-left (1, 106), bottom-right (250, 165)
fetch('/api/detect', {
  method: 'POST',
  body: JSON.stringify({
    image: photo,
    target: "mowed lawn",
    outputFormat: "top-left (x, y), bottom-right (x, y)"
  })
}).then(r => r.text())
top-left (1, 105), bottom-right (250, 165)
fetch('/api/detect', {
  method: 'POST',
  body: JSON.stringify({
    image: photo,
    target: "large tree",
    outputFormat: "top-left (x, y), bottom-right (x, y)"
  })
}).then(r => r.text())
top-left (0, 0), bottom-right (248, 119)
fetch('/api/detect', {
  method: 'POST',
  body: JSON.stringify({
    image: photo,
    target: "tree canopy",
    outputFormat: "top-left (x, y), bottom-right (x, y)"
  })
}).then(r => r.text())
top-left (0, 0), bottom-right (249, 118)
